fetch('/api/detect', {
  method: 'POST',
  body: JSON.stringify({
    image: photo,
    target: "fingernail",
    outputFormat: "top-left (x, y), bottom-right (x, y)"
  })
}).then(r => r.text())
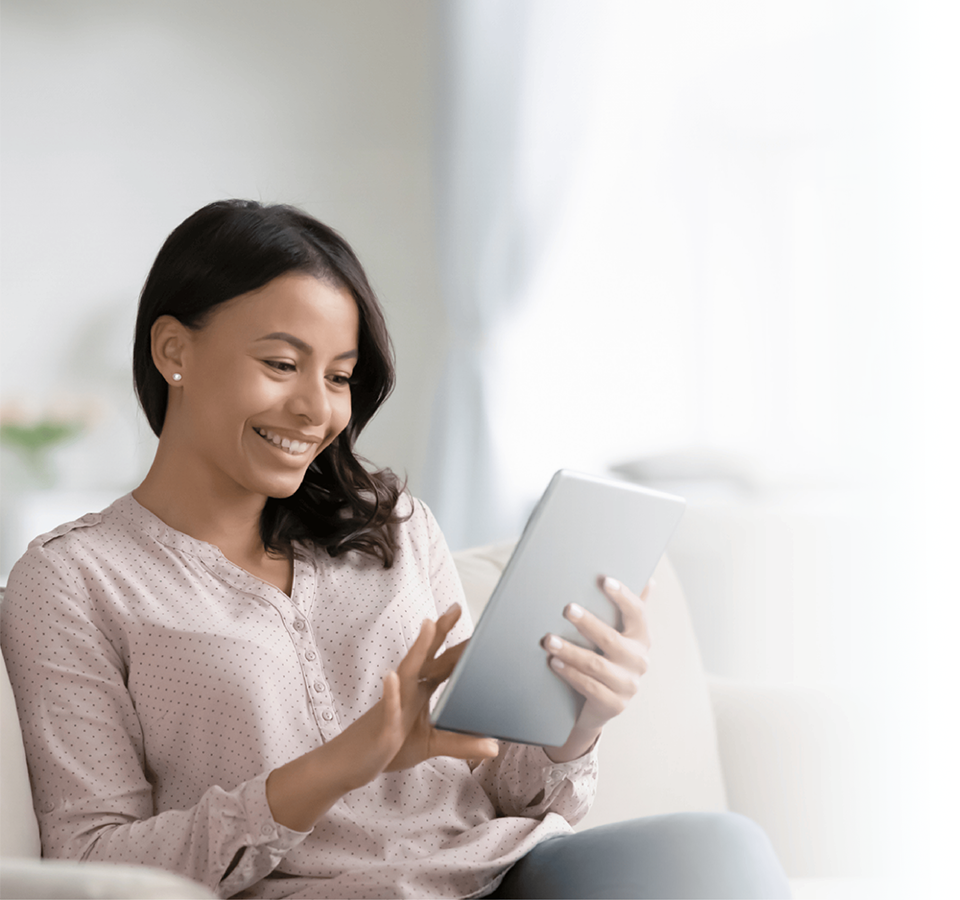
top-left (604, 577), bottom-right (621, 592)
top-left (567, 603), bottom-right (584, 620)
top-left (550, 656), bottom-right (565, 671)
top-left (445, 602), bottom-right (461, 615)
top-left (546, 635), bottom-right (563, 651)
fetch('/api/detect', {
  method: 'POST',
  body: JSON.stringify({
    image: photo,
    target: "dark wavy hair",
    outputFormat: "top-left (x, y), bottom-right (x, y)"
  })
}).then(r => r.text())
top-left (133, 199), bottom-right (408, 567)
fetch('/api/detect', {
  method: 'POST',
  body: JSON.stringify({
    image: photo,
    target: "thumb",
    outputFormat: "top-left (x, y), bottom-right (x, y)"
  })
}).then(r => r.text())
top-left (429, 730), bottom-right (500, 762)
top-left (381, 670), bottom-right (402, 732)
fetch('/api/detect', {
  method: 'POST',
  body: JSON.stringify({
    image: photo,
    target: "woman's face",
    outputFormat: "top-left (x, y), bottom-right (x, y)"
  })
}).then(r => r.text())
top-left (168, 272), bottom-right (359, 502)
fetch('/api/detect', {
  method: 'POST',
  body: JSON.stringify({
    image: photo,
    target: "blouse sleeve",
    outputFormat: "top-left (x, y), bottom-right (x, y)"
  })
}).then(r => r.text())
top-left (0, 543), bottom-right (309, 899)
top-left (418, 501), bottom-right (600, 827)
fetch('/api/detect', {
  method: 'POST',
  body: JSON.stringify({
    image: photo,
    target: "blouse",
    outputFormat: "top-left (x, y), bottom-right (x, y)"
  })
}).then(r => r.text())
top-left (1, 493), bottom-right (598, 899)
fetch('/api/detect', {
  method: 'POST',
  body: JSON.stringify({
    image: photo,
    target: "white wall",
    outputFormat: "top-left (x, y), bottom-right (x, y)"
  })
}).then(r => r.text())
top-left (0, 0), bottom-right (445, 571)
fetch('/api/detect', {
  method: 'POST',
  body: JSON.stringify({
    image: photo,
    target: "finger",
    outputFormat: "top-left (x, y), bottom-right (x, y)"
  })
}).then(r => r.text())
top-left (396, 618), bottom-right (438, 683)
top-left (430, 729), bottom-right (500, 761)
top-left (425, 603), bottom-right (462, 661)
top-left (559, 602), bottom-right (647, 669)
top-left (598, 576), bottom-right (652, 646)
top-left (546, 654), bottom-right (630, 727)
top-left (414, 607), bottom-right (464, 693)
top-left (543, 633), bottom-right (646, 697)
top-left (375, 671), bottom-right (409, 764)
top-left (381, 670), bottom-right (402, 730)
top-left (418, 638), bottom-right (468, 689)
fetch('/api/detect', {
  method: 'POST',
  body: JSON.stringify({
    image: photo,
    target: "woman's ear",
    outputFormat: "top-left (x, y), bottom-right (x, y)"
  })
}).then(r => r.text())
top-left (150, 315), bottom-right (191, 386)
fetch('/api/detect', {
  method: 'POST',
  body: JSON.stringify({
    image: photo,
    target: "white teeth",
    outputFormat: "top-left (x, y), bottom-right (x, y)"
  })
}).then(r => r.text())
top-left (255, 428), bottom-right (313, 456)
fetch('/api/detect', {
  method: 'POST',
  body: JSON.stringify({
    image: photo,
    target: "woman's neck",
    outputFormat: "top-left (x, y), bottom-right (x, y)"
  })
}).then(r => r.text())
top-left (133, 440), bottom-right (270, 569)
top-left (134, 462), bottom-right (293, 595)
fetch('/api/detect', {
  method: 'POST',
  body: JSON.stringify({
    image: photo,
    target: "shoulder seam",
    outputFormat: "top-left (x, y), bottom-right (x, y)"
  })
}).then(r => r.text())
top-left (30, 512), bottom-right (104, 550)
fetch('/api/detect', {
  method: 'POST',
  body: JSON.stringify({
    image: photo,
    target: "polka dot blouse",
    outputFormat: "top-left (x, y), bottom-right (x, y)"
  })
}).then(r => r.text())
top-left (1, 493), bottom-right (598, 899)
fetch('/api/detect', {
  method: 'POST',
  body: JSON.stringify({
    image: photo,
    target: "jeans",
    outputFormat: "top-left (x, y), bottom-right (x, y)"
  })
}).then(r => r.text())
top-left (485, 812), bottom-right (791, 899)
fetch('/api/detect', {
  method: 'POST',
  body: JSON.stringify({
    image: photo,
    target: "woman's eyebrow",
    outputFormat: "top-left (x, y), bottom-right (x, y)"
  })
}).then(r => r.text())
top-left (255, 332), bottom-right (313, 353)
top-left (255, 332), bottom-right (357, 360)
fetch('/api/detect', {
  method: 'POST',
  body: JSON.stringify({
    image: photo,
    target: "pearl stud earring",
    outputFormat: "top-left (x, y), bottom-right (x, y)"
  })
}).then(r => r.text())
top-left (172, 373), bottom-right (182, 382)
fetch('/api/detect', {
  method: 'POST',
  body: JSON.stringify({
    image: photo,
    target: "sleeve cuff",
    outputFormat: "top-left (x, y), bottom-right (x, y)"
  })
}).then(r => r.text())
top-left (217, 773), bottom-right (312, 897)
top-left (242, 772), bottom-right (312, 850)
top-left (537, 741), bottom-right (600, 788)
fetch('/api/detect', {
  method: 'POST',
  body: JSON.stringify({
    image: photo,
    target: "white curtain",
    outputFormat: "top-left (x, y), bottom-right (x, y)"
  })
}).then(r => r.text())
top-left (423, 0), bottom-right (597, 549)
top-left (429, 2), bottom-right (900, 540)
top-left (425, 0), bottom-right (958, 882)
top-left (486, 1), bottom-right (901, 498)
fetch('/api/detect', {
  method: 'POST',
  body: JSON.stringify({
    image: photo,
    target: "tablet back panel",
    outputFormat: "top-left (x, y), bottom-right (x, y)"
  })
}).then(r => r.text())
top-left (431, 470), bottom-right (685, 747)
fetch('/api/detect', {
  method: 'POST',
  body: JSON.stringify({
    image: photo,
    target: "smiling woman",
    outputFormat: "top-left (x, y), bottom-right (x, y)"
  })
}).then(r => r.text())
top-left (131, 201), bottom-right (408, 573)
top-left (0, 200), bottom-right (789, 900)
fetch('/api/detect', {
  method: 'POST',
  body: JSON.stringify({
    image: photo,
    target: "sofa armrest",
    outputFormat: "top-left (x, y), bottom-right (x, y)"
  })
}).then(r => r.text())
top-left (0, 859), bottom-right (215, 899)
top-left (2, 637), bottom-right (41, 859)
top-left (707, 676), bottom-right (880, 879)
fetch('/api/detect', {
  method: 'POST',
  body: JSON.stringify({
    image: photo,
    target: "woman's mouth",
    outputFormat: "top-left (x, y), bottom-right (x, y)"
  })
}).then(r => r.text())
top-left (254, 427), bottom-right (316, 456)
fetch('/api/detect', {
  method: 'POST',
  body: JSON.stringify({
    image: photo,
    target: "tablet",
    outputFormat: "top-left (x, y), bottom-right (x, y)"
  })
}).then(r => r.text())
top-left (430, 469), bottom-right (685, 748)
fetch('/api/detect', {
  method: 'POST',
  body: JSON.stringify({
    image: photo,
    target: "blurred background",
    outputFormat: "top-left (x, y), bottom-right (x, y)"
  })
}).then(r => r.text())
top-left (1, 0), bottom-right (957, 888)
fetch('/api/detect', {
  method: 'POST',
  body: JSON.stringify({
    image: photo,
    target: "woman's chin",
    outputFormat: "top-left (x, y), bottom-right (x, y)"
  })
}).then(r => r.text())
top-left (264, 475), bottom-right (308, 500)
top-left (248, 468), bottom-right (309, 501)
top-left (267, 485), bottom-right (302, 500)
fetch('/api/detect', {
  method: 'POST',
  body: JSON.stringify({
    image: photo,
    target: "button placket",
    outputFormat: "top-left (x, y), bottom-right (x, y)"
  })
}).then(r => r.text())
top-left (282, 562), bottom-right (341, 740)
top-left (287, 609), bottom-right (340, 739)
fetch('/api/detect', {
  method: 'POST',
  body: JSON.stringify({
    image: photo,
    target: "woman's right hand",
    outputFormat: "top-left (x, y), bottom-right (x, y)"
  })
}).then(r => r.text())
top-left (266, 604), bottom-right (498, 832)
top-left (333, 603), bottom-right (498, 786)
top-left (383, 604), bottom-right (499, 773)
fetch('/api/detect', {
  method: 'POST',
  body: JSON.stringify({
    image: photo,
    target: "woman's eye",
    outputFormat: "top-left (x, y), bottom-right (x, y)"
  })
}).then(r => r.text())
top-left (265, 360), bottom-right (296, 373)
top-left (329, 374), bottom-right (353, 387)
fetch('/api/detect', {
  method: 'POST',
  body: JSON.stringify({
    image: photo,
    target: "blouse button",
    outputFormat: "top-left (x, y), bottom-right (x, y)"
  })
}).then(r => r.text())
top-left (260, 823), bottom-right (273, 836)
top-left (321, 709), bottom-right (335, 722)
top-left (313, 681), bottom-right (326, 693)
top-left (293, 619), bottom-right (307, 632)
top-left (305, 651), bottom-right (317, 661)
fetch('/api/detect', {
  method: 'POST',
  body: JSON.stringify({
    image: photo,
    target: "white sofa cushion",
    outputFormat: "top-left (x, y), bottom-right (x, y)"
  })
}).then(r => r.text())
top-left (452, 545), bottom-right (728, 829)
top-left (1, 633), bottom-right (41, 859)
top-left (0, 859), bottom-right (215, 899)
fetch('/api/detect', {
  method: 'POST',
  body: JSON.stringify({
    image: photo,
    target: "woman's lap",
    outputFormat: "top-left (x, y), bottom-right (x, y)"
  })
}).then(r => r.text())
top-left (485, 812), bottom-right (791, 900)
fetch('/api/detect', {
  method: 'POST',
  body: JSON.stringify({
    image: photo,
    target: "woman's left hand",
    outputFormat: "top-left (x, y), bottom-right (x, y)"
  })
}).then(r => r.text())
top-left (541, 576), bottom-right (653, 762)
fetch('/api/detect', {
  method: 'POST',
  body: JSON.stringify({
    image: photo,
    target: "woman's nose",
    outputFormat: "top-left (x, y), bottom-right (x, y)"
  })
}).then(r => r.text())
top-left (290, 375), bottom-right (332, 424)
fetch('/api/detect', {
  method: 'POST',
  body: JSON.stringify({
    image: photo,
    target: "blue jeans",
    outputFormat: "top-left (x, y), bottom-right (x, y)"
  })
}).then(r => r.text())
top-left (485, 813), bottom-right (791, 899)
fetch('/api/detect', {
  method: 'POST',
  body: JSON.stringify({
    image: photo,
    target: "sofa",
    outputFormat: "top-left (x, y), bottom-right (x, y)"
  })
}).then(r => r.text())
top-left (1, 544), bottom-right (882, 898)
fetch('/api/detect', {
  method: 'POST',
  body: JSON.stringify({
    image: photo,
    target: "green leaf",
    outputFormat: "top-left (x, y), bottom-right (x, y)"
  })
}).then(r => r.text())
top-left (0, 421), bottom-right (84, 454)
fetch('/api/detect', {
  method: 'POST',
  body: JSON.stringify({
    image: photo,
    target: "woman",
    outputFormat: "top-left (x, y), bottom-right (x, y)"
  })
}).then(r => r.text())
top-left (1, 200), bottom-right (789, 899)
